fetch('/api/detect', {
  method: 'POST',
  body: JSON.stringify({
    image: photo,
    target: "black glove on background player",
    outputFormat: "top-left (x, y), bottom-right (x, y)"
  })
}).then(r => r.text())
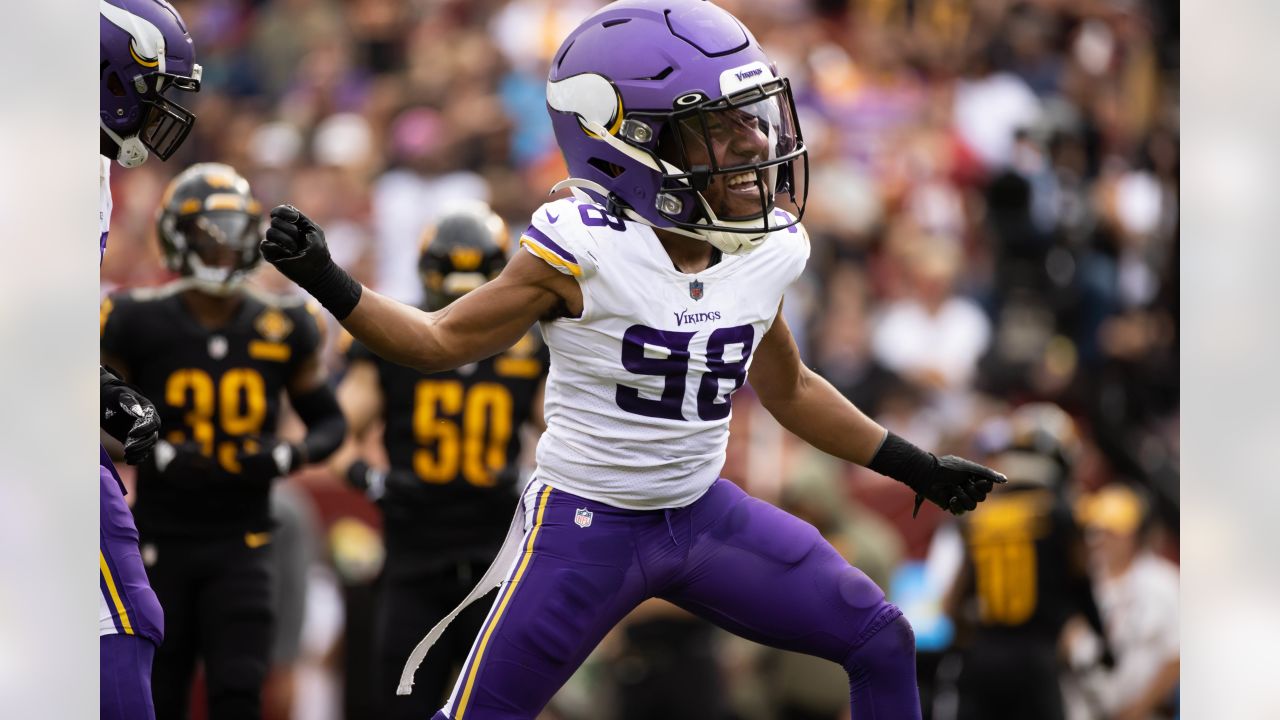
top-left (237, 441), bottom-right (304, 489)
top-left (345, 460), bottom-right (421, 504)
top-left (152, 440), bottom-right (216, 490)
top-left (868, 431), bottom-right (1006, 517)
top-left (261, 205), bottom-right (363, 319)
top-left (101, 365), bottom-right (161, 465)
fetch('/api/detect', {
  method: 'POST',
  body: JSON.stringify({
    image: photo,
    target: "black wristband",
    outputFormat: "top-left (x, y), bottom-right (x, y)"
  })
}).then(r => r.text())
top-left (867, 431), bottom-right (937, 493)
top-left (307, 262), bottom-right (363, 321)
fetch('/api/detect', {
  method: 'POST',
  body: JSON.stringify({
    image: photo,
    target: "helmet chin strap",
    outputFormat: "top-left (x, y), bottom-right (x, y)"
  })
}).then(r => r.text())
top-left (574, 118), bottom-right (771, 256)
top-left (101, 122), bottom-right (148, 169)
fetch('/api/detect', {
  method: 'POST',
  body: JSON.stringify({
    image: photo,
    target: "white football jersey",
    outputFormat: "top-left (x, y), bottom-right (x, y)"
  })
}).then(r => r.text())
top-left (520, 196), bottom-right (809, 509)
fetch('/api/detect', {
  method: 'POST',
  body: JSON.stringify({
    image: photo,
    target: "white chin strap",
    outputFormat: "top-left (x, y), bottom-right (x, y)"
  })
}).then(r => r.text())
top-left (188, 256), bottom-right (244, 295)
top-left (571, 119), bottom-right (771, 256)
top-left (101, 122), bottom-right (149, 169)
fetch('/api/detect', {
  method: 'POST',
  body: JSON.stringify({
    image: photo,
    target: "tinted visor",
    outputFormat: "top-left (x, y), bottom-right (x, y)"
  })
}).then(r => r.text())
top-left (180, 211), bottom-right (259, 272)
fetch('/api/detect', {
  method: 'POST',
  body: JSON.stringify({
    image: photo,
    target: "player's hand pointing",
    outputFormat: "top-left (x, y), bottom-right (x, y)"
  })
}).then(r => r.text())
top-left (261, 205), bottom-right (363, 319)
top-left (911, 455), bottom-right (1007, 518)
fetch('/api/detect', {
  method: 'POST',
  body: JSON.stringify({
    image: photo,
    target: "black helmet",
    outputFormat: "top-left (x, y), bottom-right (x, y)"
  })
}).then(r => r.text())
top-left (156, 162), bottom-right (262, 294)
top-left (978, 402), bottom-right (1081, 489)
top-left (418, 204), bottom-right (509, 310)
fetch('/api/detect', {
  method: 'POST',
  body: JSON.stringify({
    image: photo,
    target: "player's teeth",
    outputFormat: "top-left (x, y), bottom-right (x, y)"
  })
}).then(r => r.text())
top-left (728, 172), bottom-right (756, 187)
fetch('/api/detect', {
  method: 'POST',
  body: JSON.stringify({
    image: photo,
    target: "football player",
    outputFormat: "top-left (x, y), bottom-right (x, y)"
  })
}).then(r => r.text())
top-left (944, 403), bottom-right (1112, 720)
top-left (261, 2), bottom-right (1004, 718)
top-left (333, 205), bottom-right (548, 717)
top-left (99, 2), bottom-right (202, 718)
top-left (100, 163), bottom-right (346, 720)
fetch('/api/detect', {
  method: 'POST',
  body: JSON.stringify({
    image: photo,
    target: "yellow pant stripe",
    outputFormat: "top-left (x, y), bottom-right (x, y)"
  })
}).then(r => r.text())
top-left (456, 485), bottom-right (554, 718)
top-left (99, 550), bottom-right (134, 635)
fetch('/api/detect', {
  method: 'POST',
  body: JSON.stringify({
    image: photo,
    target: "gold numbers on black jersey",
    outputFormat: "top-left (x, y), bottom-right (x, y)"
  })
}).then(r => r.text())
top-left (412, 380), bottom-right (513, 487)
top-left (967, 495), bottom-right (1049, 626)
top-left (164, 368), bottom-right (268, 473)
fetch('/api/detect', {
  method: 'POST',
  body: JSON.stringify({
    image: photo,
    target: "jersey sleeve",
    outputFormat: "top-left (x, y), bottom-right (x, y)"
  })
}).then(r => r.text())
top-left (772, 209), bottom-right (811, 286)
top-left (519, 198), bottom-right (601, 280)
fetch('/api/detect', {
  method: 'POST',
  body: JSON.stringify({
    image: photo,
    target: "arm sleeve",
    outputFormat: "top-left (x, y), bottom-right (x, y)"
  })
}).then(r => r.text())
top-left (290, 383), bottom-right (346, 464)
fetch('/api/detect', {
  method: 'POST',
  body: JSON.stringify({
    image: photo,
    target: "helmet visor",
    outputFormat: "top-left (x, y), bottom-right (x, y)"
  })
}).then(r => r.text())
top-left (179, 211), bottom-right (260, 282)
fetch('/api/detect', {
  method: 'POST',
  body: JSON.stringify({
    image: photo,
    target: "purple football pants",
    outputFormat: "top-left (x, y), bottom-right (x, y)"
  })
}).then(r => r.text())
top-left (101, 634), bottom-right (157, 720)
top-left (101, 448), bottom-right (163, 720)
top-left (432, 478), bottom-right (920, 720)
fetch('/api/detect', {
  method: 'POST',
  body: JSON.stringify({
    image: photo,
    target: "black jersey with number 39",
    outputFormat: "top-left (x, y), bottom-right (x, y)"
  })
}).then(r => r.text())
top-left (348, 331), bottom-right (547, 572)
top-left (101, 285), bottom-right (322, 537)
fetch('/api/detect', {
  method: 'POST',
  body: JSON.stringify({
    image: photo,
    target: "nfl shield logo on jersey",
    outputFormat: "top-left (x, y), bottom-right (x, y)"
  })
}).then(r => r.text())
top-left (574, 508), bottom-right (594, 528)
top-left (689, 280), bottom-right (704, 301)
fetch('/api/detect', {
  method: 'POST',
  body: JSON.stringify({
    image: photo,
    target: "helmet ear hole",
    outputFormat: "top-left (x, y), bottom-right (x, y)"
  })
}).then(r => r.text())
top-left (107, 72), bottom-right (126, 97)
top-left (588, 158), bottom-right (625, 178)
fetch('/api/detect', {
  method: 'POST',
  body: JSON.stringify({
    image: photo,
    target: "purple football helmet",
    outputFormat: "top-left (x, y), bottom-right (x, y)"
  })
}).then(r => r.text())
top-left (100, 0), bottom-right (202, 168)
top-left (546, 0), bottom-right (808, 254)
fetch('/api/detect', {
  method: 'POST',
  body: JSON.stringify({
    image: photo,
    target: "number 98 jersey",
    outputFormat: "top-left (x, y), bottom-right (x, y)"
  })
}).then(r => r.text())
top-left (519, 196), bottom-right (809, 510)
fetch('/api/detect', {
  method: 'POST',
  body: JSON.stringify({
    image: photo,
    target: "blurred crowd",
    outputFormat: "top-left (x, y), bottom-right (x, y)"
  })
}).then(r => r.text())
top-left (101, 0), bottom-right (1179, 718)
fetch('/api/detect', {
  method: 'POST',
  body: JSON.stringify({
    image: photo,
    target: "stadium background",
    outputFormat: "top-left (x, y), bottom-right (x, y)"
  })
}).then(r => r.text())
top-left (98, 0), bottom-right (1179, 718)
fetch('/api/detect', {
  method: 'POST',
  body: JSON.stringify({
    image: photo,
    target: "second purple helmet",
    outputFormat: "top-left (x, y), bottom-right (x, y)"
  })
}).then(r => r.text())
top-left (100, 0), bottom-right (202, 168)
top-left (546, 0), bottom-right (808, 254)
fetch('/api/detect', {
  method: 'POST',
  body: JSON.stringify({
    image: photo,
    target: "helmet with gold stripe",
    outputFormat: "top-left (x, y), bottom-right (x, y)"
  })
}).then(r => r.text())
top-left (418, 203), bottom-right (510, 311)
top-left (156, 163), bottom-right (263, 294)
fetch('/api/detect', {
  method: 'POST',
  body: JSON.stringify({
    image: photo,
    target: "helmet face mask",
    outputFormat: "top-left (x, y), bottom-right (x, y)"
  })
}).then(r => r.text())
top-left (546, 0), bottom-right (809, 254)
top-left (644, 79), bottom-right (806, 228)
top-left (157, 164), bottom-right (262, 294)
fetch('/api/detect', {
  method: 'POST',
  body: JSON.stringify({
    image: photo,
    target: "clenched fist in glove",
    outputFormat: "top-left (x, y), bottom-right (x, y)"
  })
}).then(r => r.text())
top-left (261, 205), bottom-right (363, 319)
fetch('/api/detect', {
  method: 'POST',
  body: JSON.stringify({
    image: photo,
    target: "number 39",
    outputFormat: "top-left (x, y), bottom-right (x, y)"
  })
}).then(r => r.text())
top-left (616, 323), bottom-right (754, 421)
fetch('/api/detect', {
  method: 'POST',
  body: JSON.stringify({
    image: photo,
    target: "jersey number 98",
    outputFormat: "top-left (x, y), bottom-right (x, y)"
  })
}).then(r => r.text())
top-left (616, 324), bottom-right (754, 421)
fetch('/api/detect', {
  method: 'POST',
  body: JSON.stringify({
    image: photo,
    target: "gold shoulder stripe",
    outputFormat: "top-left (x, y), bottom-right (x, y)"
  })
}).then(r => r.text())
top-left (248, 340), bottom-right (291, 362)
top-left (520, 237), bottom-right (581, 277)
top-left (495, 357), bottom-right (543, 379)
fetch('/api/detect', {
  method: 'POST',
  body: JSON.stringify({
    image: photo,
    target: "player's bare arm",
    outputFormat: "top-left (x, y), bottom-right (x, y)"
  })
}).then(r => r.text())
top-left (262, 204), bottom-right (577, 374)
top-left (751, 301), bottom-right (1006, 516)
top-left (749, 305), bottom-right (888, 466)
top-left (328, 358), bottom-right (385, 479)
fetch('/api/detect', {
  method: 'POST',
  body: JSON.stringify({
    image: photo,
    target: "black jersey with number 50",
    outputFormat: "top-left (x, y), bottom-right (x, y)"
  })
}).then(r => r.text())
top-left (348, 331), bottom-right (547, 572)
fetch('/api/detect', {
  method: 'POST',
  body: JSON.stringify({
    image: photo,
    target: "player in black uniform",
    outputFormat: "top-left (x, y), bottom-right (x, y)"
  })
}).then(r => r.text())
top-left (943, 403), bottom-right (1111, 720)
top-left (100, 163), bottom-right (346, 720)
top-left (332, 205), bottom-right (548, 719)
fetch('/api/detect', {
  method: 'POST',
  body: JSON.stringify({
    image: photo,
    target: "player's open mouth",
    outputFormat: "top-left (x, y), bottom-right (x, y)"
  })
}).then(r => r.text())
top-left (726, 170), bottom-right (759, 193)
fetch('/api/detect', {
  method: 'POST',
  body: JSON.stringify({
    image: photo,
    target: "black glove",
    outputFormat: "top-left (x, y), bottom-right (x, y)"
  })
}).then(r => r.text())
top-left (152, 440), bottom-right (216, 491)
top-left (261, 205), bottom-right (363, 319)
top-left (101, 366), bottom-right (161, 465)
top-left (345, 459), bottom-right (387, 501)
top-left (236, 441), bottom-right (303, 489)
top-left (868, 431), bottom-right (1007, 518)
top-left (346, 460), bottom-right (423, 504)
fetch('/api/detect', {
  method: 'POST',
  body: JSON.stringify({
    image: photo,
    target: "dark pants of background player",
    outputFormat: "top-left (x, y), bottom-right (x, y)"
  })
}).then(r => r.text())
top-left (955, 638), bottom-right (1063, 720)
top-left (376, 560), bottom-right (496, 720)
top-left (144, 534), bottom-right (274, 720)
top-left (610, 616), bottom-right (727, 720)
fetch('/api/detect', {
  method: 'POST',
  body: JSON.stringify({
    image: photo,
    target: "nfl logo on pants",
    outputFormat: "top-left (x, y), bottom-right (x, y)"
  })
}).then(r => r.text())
top-left (574, 508), bottom-right (593, 528)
